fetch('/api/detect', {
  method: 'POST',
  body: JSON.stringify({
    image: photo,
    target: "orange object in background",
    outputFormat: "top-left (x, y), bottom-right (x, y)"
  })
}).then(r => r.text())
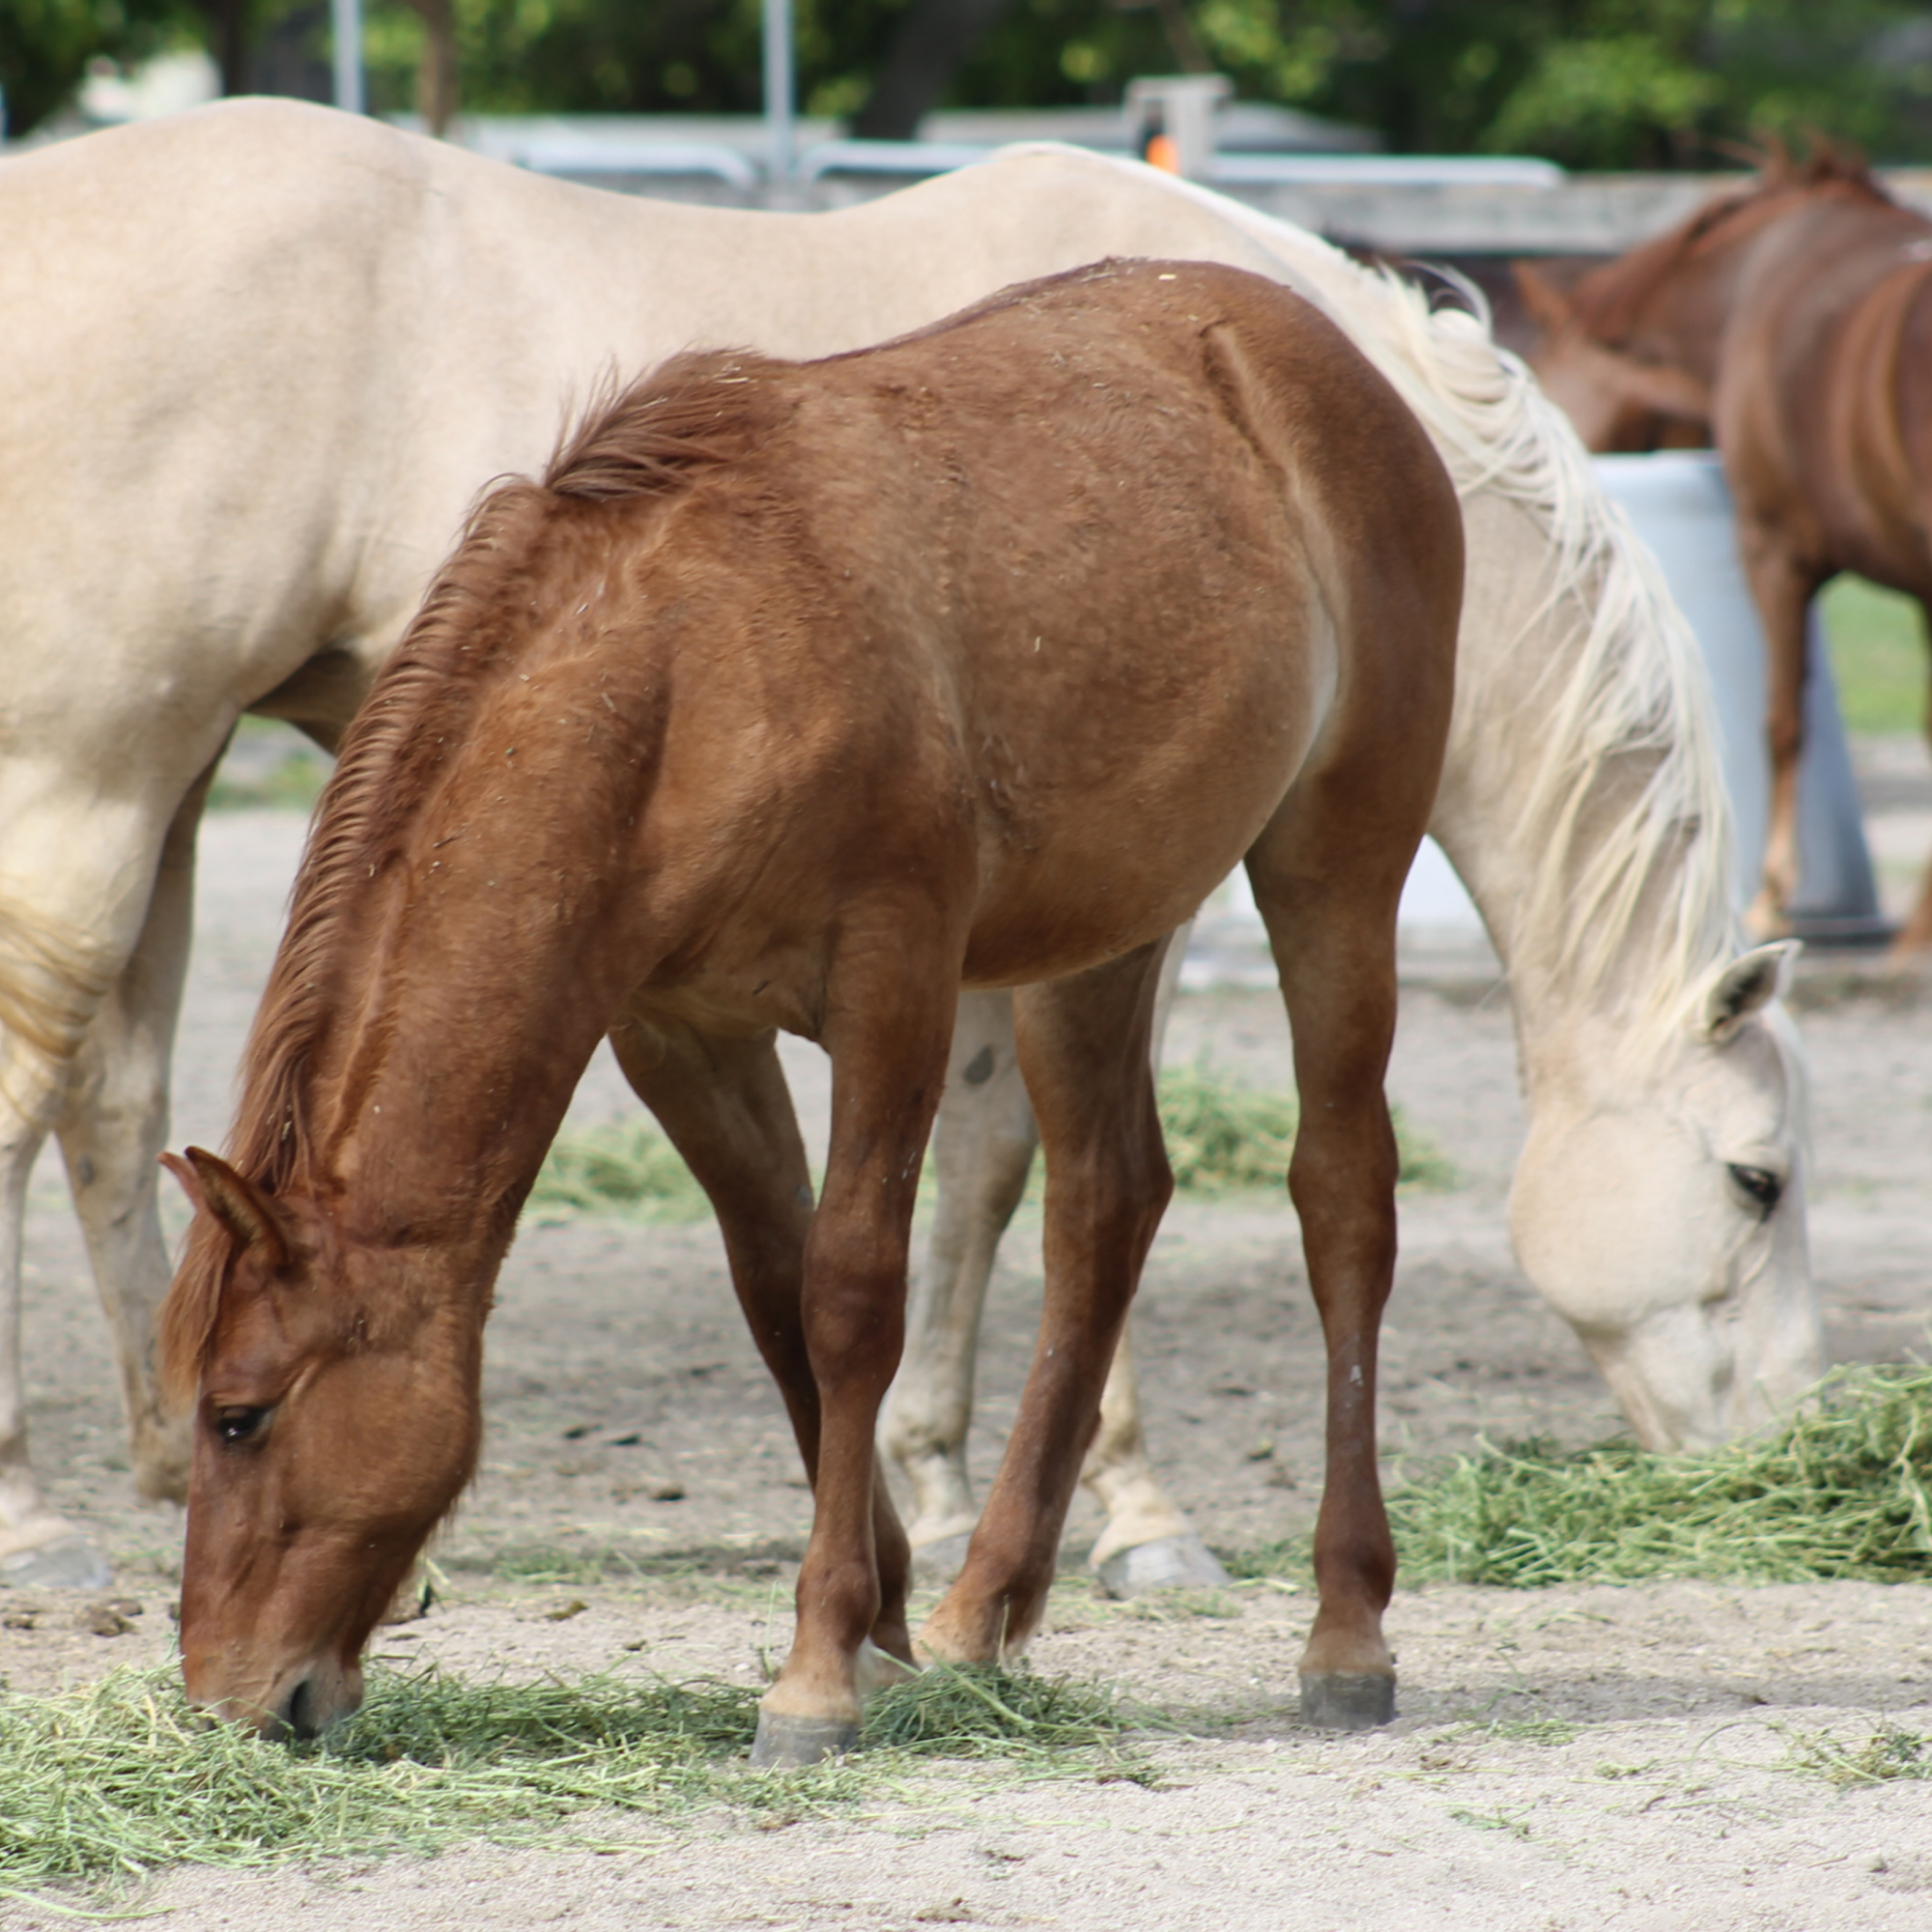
top-left (1144, 131), bottom-right (1180, 174)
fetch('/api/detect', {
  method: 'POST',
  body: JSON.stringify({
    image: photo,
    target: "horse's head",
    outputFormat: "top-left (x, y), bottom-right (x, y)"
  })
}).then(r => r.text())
top-left (1507, 943), bottom-right (1820, 1451)
top-left (1514, 263), bottom-right (1714, 454)
top-left (158, 1148), bottom-right (482, 1738)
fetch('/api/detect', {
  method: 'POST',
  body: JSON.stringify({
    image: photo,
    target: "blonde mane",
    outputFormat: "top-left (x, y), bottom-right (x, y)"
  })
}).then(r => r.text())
top-left (1152, 171), bottom-right (1736, 1049)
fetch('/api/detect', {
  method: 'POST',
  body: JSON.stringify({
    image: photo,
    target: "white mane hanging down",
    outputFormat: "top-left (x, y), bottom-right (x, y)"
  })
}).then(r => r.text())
top-left (1137, 163), bottom-right (1739, 1046)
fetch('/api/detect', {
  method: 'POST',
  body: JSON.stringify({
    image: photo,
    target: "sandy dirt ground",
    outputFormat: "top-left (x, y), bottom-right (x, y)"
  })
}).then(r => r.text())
top-left (3, 759), bottom-right (1929, 1931)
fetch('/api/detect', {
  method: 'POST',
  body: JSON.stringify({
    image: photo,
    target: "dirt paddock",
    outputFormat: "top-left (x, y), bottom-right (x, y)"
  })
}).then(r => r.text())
top-left (4, 800), bottom-right (1929, 1931)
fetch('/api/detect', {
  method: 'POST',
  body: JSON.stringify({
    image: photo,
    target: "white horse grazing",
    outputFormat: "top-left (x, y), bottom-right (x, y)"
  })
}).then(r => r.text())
top-left (0, 100), bottom-right (1816, 1590)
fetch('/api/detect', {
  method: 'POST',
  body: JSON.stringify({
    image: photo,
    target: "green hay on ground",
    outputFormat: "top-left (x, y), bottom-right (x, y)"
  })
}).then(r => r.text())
top-left (526, 1061), bottom-right (1454, 1224)
top-left (1782, 1722), bottom-right (1932, 1786)
top-left (207, 753), bottom-right (330, 812)
top-left (860, 1661), bottom-right (1149, 1771)
top-left (1156, 1060), bottom-right (1455, 1195)
top-left (0, 1661), bottom-right (1135, 1890)
top-left (1229, 1364), bottom-right (1932, 1588)
top-left (526, 1121), bottom-right (711, 1223)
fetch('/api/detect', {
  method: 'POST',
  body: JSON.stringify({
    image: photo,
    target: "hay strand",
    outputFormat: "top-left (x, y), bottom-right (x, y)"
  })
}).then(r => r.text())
top-left (0, 1662), bottom-right (1134, 1889)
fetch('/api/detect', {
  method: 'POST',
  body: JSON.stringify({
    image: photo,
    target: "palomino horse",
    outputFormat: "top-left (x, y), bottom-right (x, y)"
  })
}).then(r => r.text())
top-left (158, 261), bottom-right (1464, 1758)
top-left (1516, 144), bottom-right (1932, 952)
top-left (0, 100), bottom-right (1813, 1595)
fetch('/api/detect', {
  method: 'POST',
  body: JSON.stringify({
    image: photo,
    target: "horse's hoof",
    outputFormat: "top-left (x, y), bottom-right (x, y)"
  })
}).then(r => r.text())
top-left (909, 1530), bottom-right (974, 1584)
top-left (1094, 1532), bottom-right (1231, 1599)
top-left (0, 1535), bottom-right (113, 1591)
top-left (750, 1711), bottom-right (861, 1769)
top-left (1298, 1670), bottom-right (1396, 1731)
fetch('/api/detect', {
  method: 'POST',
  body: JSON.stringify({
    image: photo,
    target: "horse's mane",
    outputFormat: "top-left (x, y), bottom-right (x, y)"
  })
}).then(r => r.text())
top-left (1140, 161), bottom-right (1737, 1054)
top-left (1571, 136), bottom-right (1893, 342)
top-left (161, 351), bottom-right (781, 1391)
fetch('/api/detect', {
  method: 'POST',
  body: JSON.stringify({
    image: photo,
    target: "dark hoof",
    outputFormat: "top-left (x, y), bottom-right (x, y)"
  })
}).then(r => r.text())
top-left (0, 1536), bottom-right (113, 1592)
top-left (1299, 1671), bottom-right (1396, 1730)
top-left (909, 1531), bottom-right (975, 1585)
top-left (750, 1711), bottom-right (861, 1769)
top-left (1094, 1533), bottom-right (1232, 1599)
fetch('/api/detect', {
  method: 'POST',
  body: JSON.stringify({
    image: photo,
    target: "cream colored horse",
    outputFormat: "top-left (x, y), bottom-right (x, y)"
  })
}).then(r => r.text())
top-left (0, 99), bottom-right (1815, 1590)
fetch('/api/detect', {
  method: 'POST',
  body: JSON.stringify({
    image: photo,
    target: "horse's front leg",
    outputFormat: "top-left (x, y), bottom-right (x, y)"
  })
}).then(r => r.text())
top-left (753, 953), bottom-right (957, 1767)
top-left (55, 759), bottom-right (219, 1509)
top-left (920, 940), bottom-right (1172, 1662)
top-left (607, 1010), bottom-right (919, 1676)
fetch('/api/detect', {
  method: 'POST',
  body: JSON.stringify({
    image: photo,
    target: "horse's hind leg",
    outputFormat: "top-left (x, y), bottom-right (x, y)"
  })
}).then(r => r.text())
top-left (879, 989), bottom-right (1038, 1577)
top-left (1737, 531), bottom-right (1825, 936)
top-left (55, 763), bottom-right (218, 1507)
top-left (1245, 816), bottom-right (1411, 1730)
top-left (920, 940), bottom-right (1173, 1664)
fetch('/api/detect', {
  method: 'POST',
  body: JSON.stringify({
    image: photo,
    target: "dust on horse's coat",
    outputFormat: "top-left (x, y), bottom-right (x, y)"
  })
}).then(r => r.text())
top-left (159, 261), bottom-right (1463, 1757)
top-left (0, 100), bottom-right (1812, 1594)
top-left (1517, 143), bottom-right (1932, 952)
top-left (888, 176), bottom-right (1817, 1578)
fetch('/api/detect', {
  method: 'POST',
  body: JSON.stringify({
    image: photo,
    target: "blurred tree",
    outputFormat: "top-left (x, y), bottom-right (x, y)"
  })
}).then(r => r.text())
top-left (9, 0), bottom-right (1932, 166)
top-left (1, 0), bottom-right (194, 133)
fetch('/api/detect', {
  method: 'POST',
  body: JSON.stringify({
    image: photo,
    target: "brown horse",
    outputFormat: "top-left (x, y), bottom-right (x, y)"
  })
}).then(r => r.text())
top-left (1517, 145), bottom-right (1932, 950)
top-left (157, 259), bottom-right (1461, 1764)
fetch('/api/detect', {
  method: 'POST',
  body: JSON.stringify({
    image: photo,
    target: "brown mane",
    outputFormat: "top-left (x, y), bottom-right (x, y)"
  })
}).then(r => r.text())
top-left (159, 349), bottom-right (789, 1394)
top-left (1576, 137), bottom-right (1893, 342)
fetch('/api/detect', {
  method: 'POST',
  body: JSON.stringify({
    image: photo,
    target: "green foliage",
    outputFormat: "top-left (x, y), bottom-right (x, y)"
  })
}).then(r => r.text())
top-left (0, 1659), bottom-right (1135, 1889)
top-left (0, 0), bottom-right (196, 135)
top-left (1822, 574), bottom-right (1925, 736)
top-left (19, 0), bottom-right (1932, 163)
top-left (1232, 1364), bottom-right (1932, 1588)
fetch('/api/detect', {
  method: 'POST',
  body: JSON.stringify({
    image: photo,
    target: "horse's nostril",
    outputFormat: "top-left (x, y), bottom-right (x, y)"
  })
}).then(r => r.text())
top-left (283, 1677), bottom-right (320, 1742)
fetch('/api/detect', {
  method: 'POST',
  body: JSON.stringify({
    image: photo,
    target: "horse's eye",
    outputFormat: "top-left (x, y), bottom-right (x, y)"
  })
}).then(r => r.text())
top-left (1727, 1164), bottom-right (1782, 1216)
top-left (212, 1406), bottom-right (270, 1447)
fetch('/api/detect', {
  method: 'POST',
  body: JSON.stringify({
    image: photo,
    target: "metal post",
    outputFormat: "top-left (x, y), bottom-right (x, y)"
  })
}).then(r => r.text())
top-left (763, 0), bottom-right (794, 183)
top-left (332, 0), bottom-right (364, 116)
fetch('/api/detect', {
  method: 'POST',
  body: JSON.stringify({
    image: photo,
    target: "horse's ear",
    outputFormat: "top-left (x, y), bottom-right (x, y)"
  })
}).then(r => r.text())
top-left (1513, 262), bottom-right (1575, 336)
top-left (1698, 942), bottom-right (1801, 1041)
top-left (1599, 352), bottom-right (1713, 426)
top-left (161, 1148), bottom-right (291, 1269)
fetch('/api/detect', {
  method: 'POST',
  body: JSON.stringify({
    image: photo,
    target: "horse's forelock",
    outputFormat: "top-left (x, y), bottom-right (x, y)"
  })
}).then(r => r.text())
top-left (158, 1212), bottom-right (234, 1403)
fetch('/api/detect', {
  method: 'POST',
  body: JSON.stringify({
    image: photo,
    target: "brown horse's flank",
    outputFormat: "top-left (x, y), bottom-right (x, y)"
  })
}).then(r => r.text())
top-left (158, 258), bottom-right (1460, 1754)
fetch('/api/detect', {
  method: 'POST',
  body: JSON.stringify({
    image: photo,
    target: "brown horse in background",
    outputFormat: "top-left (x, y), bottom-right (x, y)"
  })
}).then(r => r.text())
top-left (156, 261), bottom-right (1461, 1764)
top-left (1517, 145), bottom-right (1932, 952)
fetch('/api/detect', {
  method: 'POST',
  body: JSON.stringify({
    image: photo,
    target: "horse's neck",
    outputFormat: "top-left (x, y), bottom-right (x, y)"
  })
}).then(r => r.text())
top-left (1429, 493), bottom-right (1714, 1094)
top-left (269, 814), bottom-right (636, 1246)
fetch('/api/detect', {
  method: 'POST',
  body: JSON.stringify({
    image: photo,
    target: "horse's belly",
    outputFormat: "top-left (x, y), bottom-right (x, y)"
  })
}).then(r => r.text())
top-left (956, 666), bottom-right (1322, 987)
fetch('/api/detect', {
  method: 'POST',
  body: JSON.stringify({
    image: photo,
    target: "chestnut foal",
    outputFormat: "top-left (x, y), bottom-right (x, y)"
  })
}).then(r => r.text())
top-left (158, 260), bottom-right (1461, 1765)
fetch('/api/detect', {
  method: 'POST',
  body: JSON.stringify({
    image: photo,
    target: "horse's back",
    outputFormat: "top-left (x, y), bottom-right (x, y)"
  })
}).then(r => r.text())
top-left (719, 261), bottom-right (1458, 979)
